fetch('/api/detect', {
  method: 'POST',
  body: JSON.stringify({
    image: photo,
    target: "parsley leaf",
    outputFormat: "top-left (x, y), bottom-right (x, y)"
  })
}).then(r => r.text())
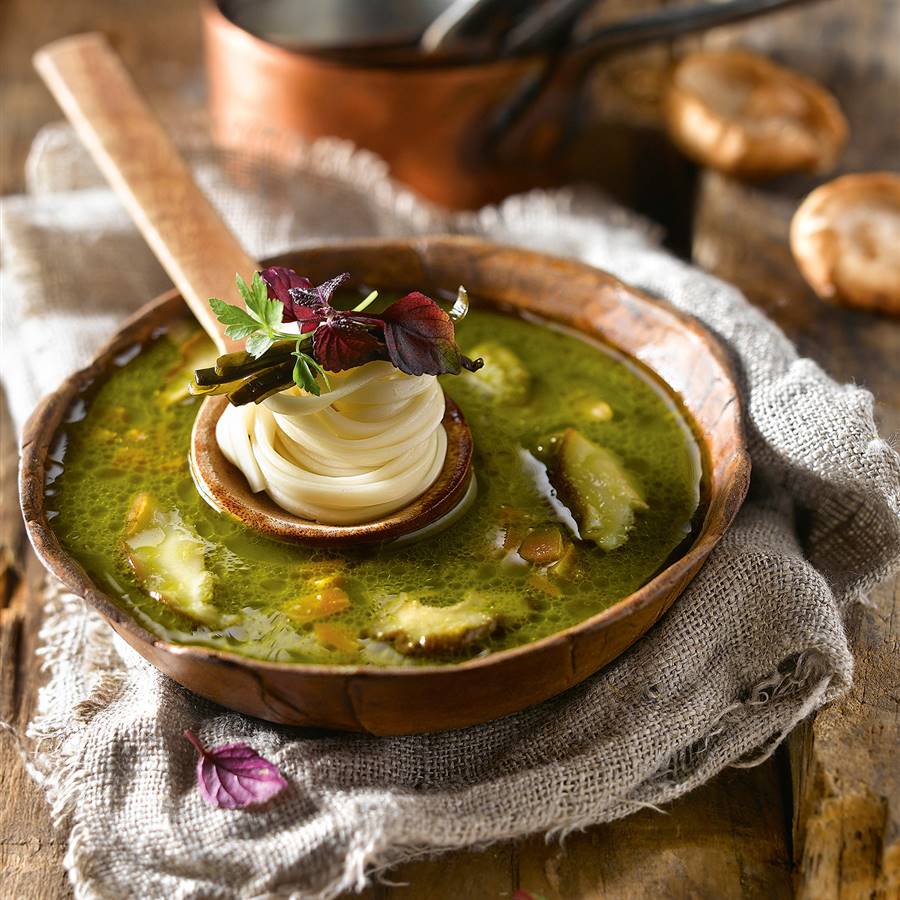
top-left (209, 297), bottom-right (258, 328)
top-left (292, 351), bottom-right (321, 396)
top-left (208, 298), bottom-right (260, 341)
top-left (245, 331), bottom-right (275, 359)
top-left (238, 272), bottom-right (283, 334)
top-left (212, 274), bottom-right (296, 359)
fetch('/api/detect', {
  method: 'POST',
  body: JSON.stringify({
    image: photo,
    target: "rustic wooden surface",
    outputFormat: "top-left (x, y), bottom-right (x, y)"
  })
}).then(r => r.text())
top-left (695, 2), bottom-right (900, 895)
top-left (695, 171), bottom-right (900, 900)
top-left (1, 0), bottom-right (896, 898)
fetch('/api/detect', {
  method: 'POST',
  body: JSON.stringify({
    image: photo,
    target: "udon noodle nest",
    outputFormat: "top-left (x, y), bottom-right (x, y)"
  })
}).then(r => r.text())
top-left (216, 361), bottom-right (447, 524)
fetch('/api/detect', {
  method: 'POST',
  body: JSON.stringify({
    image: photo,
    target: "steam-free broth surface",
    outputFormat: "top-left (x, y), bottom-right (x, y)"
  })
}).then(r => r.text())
top-left (48, 307), bottom-right (701, 666)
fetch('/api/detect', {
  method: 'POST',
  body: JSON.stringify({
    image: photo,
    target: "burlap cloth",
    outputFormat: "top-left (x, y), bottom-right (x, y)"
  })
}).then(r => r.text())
top-left (2, 120), bottom-right (899, 900)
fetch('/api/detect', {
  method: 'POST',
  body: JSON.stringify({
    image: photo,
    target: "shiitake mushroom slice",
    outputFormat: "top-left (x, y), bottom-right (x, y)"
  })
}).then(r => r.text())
top-left (790, 172), bottom-right (900, 316)
top-left (663, 49), bottom-right (847, 180)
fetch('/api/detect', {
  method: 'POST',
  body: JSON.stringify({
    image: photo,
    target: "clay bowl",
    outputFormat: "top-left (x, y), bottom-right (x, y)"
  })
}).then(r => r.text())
top-left (20, 237), bottom-right (750, 735)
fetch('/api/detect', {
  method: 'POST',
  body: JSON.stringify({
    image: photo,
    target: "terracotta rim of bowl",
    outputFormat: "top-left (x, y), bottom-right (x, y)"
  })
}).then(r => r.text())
top-left (19, 236), bottom-right (750, 724)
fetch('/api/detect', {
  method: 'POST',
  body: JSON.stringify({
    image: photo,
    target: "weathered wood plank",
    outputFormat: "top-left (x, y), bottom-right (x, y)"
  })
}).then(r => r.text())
top-left (378, 843), bottom-right (516, 898)
top-left (693, 172), bottom-right (900, 900)
top-left (790, 584), bottom-right (900, 900)
top-left (0, 535), bottom-right (70, 899)
top-left (694, 175), bottom-right (899, 900)
top-left (694, 7), bottom-right (900, 900)
top-left (0, 2), bottom-right (204, 894)
top-left (0, 389), bottom-right (24, 599)
top-left (514, 760), bottom-right (793, 900)
top-left (354, 759), bottom-right (793, 899)
top-left (1, 383), bottom-right (67, 898)
top-left (3, 0), bottom-right (892, 898)
top-left (619, 13), bottom-right (900, 892)
top-left (692, 3), bottom-right (900, 890)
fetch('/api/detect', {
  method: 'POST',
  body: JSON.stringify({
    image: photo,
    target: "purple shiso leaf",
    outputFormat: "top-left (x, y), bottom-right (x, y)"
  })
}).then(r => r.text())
top-left (313, 318), bottom-right (387, 372)
top-left (259, 267), bottom-right (312, 321)
top-left (254, 271), bottom-right (481, 377)
top-left (379, 292), bottom-right (483, 376)
top-left (286, 272), bottom-right (351, 324)
top-left (184, 730), bottom-right (287, 810)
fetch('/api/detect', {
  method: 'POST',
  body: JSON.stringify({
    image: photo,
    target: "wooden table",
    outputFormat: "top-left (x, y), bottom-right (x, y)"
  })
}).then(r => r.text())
top-left (1, 1), bottom-right (896, 897)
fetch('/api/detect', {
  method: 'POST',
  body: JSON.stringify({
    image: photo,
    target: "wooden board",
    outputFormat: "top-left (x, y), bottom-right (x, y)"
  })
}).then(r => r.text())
top-left (693, 172), bottom-right (900, 900)
top-left (1, 0), bottom-right (896, 897)
top-left (691, 0), bottom-right (900, 892)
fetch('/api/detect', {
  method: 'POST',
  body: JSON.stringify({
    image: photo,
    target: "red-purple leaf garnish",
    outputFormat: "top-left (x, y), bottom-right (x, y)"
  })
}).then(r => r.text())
top-left (313, 318), bottom-right (387, 372)
top-left (259, 266), bottom-right (312, 316)
top-left (206, 268), bottom-right (484, 404)
top-left (380, 292), bottom-right (483, 376)
top-left (285, 272), bottom-right (350, 327)
top-left (184, 729), bottom-right (287, 810)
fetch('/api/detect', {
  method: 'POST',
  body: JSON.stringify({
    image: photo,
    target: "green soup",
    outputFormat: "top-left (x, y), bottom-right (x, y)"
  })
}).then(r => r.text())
top-left (47, 307), bottom-right (702, 666)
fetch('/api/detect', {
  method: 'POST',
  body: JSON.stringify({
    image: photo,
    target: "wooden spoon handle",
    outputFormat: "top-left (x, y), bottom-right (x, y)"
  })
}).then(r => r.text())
top-left (33, 33), bottom-right (255, 353)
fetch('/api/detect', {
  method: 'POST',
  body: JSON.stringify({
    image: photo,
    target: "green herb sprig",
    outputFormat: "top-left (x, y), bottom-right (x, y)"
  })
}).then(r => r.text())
top-left (191, 273), bottom-right (377, 402)
top-left (210, 272), bottom-right (341, 396)
top-left (190, 267), bottom-right (479, 407)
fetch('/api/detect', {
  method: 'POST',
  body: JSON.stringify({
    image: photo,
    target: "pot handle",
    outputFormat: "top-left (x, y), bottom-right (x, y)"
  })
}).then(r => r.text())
top-left (33, 33), bottom-right (254, 353)
top-left (571, 0), bottom-right (816, 56)
top-left (488, 0), bottom-right (820, 163)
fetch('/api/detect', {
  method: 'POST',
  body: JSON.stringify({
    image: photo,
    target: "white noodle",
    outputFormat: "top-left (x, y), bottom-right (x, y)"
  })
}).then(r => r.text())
top-left (215, 361), bottom-right (448, 524)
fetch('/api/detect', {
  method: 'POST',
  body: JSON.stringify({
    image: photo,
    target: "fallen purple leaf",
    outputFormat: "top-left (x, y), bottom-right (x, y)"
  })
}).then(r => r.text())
top-left (184, 729), bottom-right (288, 810)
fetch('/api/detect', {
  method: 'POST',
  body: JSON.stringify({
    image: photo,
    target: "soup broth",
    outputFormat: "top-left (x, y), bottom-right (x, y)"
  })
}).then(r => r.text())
top-left (47, 305), bottom-right (702, 667)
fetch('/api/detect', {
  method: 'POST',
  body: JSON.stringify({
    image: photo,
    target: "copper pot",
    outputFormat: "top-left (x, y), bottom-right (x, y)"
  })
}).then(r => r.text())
top-left (202, 0), bottom-right (819, 210)
top-left (203, 0), bottom-right (557, 208)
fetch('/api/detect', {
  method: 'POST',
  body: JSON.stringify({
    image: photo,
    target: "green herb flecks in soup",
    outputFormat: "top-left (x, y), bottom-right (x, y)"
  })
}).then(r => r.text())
top-left (47, 307), bottom-right (702, 666)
